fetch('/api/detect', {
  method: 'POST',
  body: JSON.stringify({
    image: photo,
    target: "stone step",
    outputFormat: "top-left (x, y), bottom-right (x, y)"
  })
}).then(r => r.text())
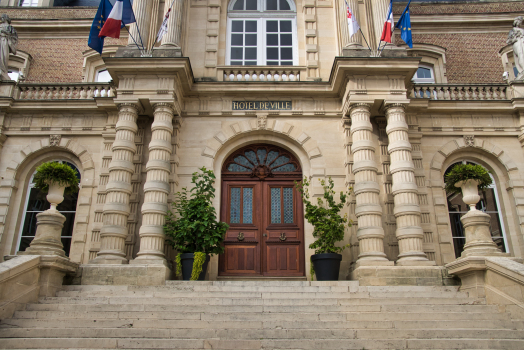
top-left (0, 337), bottom-right (523, 350)
top-left (2, 328), bottom-right (523, 340)
top-left (2, 318), bottom-right (522, 330)
top-left (37, 296), bottom-right (478, 306)
top-left (11, 310), bottom-right (509, 322)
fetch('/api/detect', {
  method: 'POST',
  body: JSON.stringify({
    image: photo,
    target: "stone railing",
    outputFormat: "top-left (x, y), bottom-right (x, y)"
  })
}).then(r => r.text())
top-left (411, 84), bottom-right (509, 100)
top-left (17, 83), bottom-right (115, 100)
top-left (217, 66), bottom-right (306, 82)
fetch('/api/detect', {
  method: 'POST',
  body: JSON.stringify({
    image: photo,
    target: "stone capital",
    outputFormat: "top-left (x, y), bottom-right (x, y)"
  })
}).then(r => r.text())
top-left (118, 102), bottom-right (143, 115)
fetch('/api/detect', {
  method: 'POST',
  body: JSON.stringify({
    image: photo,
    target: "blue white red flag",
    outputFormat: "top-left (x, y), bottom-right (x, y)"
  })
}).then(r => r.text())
top-left (98, 0), bottom-right (136, 39)
top-left (345, 0), bottom-right (359, 38)
top-left (380, 0), bottom-right (393, 43)
top-left (88, 0), bottom-right (112, 54)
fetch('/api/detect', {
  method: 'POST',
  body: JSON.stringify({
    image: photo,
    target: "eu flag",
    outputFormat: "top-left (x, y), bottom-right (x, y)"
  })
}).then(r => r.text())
top-left (395, 0), bottom-right (413, 48)
top-left (88, 0), bottom-right (113, 54)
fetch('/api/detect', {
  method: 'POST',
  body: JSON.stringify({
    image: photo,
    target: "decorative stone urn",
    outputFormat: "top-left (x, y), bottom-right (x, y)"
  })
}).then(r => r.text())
top-left (455, 179), bottom-right (506, 258)
top-left (21, 181), bottom-right (68, 257)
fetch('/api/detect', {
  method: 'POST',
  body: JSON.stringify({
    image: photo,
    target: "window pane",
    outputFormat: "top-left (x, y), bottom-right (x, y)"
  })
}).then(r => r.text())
top-left (245, 61), bottom-right (257, 65)
top-left (96, 69), bottom-right (111, 83)
top-left (267, 21), bottom-right (278, 32)
top-left (280, 34), bottom-right (292, 46)
top-left (283, 188), bottom-right (294, 223)
top-left (232, 21), bottom-right (243, 32)
top-left (417, 67), bottom-right (432, 79)
top-left (267, 61), bottom-right (279, 66)
top-left (233, 0), bottom-right (244, 10)
top-left (245, 34), bottom-right (257, 46)
top-left (271, 188), bottom-right (281, 224)
top-left (280, 0), bottom-right (291, 10)
top-left (246, 0), bottom-right (257, 10)
top-left (231, 47), bottom-right (243, 59)
top-left (21, 212), bottom-right (39, 237)
top-left (267, 48), bottom-right (279, 59)
top-left (267, 34), bottom-right (278, 46)
top-left (514, 66), bottom-right (519, 77)
top-left (280, 21), bottom-right (292, 32)
top-left (26, 187), bottom-right (50, 212)
top-left (230, 187), bottom-right (241, 224)
top-left (281, 61), bottom-right (293, 66)
top-left (281, 48), bottom-right (293, 60)
top-left (231, 61), bottom-right (243, 65)
top-left (245, 21), bottom-right (257, 32)
top-left (267, 0), bottom-right (277, 10)
top-left (231, 34), bottom-right (243, 46)
top-left (245, 47), bottom-right (257, 60)
top-left (243, 188), bottom-right (253, 224)
top-left (57, 192), bottom-right (78, 212)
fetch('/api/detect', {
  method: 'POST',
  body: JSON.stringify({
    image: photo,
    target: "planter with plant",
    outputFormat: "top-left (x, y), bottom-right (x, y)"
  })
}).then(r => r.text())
top-left (33, 162), bottom-right (80, 210)
top-left (295, 177), bottom-right (351, 281)
top-left (444, 163), bottom-right (492, 211)
top-left (164, 167), bottom-right (229, 281)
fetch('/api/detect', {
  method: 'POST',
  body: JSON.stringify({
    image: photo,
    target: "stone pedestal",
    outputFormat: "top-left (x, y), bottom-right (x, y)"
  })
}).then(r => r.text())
top-left (21, 210), bottom-right (66, 257)
top-left (460, 210), bottom-right (509, 258)
top-left (81, 264), bottom-right (172, 286)
top-left (351, 265), bottom-right (455, 286)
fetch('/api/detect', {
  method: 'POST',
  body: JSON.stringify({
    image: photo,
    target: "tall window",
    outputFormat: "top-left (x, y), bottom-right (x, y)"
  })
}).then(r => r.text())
top-left (17, 161), bottom-right (80, 256)
top-left (227, 0), bottom-right (297, 66)
top-left (95, 69), bottom-right (111, 82)
top-left (19, 0), bottom-right (38, 6)
top-left (412, 65), bottom-right (435, 84)
top-left (445, 161), bottom-right (508, 258)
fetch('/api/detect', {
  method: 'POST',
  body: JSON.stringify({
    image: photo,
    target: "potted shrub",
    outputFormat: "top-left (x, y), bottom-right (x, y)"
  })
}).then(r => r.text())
top-left (444, 163), bottom-right (492, 211)
top-left (295, 177), bottom-right (351, 281)
top-left (33, 162), bottom-right (80, 210)
top-left (164, 167), bottom-right (229, 281)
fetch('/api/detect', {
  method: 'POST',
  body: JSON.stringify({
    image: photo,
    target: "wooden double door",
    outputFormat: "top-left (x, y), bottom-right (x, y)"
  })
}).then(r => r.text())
top-left (219, 179), bottom-right (305, 277)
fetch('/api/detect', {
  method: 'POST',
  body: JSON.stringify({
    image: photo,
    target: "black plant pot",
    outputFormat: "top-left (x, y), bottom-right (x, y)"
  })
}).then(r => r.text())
top-left (180, 253), bottom-right (210, 281)
top-left (311, 253), bottom-right (342, 281)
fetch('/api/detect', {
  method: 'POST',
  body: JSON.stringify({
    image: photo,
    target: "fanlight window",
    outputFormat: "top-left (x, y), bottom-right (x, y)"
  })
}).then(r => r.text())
top-left (223, 144), bottom-right (301, 179)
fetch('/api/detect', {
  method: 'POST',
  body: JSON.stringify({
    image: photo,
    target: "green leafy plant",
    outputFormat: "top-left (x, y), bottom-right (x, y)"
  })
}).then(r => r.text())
top-left (444, 164), bottom-right (492, 194)
top-left (33, 162), bottom-right (79, 195)
top-left (165, 167), bottom-right (229, 279)
top-left (190, 252), bottom-right (207, 281)
top-left (295, 177), bottom-right (352, 255)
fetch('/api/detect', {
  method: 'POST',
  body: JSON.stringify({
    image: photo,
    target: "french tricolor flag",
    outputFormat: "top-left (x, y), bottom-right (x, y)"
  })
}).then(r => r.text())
top-left (380, 0), bottom-right (394, 43)
top-left (98, 0), bottom-right (136, 39)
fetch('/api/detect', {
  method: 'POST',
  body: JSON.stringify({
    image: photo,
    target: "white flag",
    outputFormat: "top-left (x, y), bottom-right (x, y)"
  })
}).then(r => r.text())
top-left (345, 0), bottom-right (360, 38)
top-left (156, 8), bottom-right (171, 43)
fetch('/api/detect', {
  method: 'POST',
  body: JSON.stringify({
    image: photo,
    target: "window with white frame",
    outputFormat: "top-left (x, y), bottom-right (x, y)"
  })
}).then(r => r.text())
top-left (95, 69), bottom-right (111, 83)
top-left (445, 161), bottom-right (508, 258)
top-left (17, 161), bottom-right (81, 257)
top-left (8, 68), bottom-right (19, 81)
top-left (227, 0), bottom-right (298, 66)
top-left (412, 65), bottom-right (435, 84)
top-left (19, 0), bottom-right (38, 6)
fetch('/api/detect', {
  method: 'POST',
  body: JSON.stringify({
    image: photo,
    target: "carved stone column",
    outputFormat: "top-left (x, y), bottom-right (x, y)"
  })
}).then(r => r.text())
top-left (134, 103), bottom-right (175, 263)
top-left (371, 0), bottom-right (390, 49)
top-left (160, 0), bottom-right (184, 48)
top-left (340, 0), bottom-right (363, 49)
top-left (93, 103), bottom-right (140, 264)
top-left (127, 0), bottom-right (158, 49)
top-left (385, 104), bottom-right (431, 264)
top-left (350, 104), bottom-right (389, 264)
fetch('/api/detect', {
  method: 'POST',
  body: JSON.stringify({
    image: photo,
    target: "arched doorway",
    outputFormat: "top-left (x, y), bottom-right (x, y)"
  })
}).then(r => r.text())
top-left (219, 143), bottom-right (305, 277)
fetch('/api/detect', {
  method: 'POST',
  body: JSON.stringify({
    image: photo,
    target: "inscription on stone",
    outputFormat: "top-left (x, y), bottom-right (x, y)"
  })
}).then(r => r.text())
top-left (232, 101), bottom-right (292, 110)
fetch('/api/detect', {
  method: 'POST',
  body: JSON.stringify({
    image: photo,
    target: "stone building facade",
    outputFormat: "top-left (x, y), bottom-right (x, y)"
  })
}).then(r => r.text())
top-left (0, 0), bottom-right (523, 284)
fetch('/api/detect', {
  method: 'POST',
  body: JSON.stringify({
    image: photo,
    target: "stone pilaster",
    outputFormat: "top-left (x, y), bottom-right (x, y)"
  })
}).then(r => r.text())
top-left (385, 104), bottom-right (431, 265)
top-left (350, 104), bottom-right (389, 264)
top-left (134, 103), bottom-right (175, 263)
top-left (161, 0), bottom-right (184, 48)
top-left (127, 0), bottom-right (158, 49)
top-left (93, 103), bottom-right (140, 264)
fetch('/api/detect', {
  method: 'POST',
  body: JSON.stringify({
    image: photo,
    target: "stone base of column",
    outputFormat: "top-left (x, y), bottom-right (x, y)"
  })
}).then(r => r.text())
top-left (396, 260), bottom-right (437, 267)
top-left (351, 265), bottom-right (456, 286)
top-left (115, 47), bottom-right (183, 58)
top-left (89, 257), bottom-right (129, 265)
top-left (20, 210), bottom-right (66, 258)
top-left (460, 210), bottom-right (508, 258)
top-left (353, 259), bottom-right (394, 269)
top-left (80, 263), bottom-right (172, 286)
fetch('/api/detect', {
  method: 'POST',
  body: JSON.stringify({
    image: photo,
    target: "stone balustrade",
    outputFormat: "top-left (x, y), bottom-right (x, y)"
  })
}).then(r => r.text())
top-left (411, 84), bottom-right (509, 100)
top-left (17, 83), bottom-right (115, 100)
top-left (218, 66), bottom-right (306, 82)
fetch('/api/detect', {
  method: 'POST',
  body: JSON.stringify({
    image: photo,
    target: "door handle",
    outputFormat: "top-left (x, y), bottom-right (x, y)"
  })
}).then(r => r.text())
top-left (263, 233), bottom-right (267, 237)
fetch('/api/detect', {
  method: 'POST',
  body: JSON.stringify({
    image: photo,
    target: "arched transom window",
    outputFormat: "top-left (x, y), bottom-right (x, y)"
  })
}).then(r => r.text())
top-left (227, 0), bottom-right (298, 66)
top-left (17, 161), bottom-right (81, 256)
top-left (444, 160), bottom-right (508, 258)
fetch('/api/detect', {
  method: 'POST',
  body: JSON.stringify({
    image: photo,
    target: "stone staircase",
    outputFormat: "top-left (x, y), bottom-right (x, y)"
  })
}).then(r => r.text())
top-left (1, 281), bottom-right (523, 349)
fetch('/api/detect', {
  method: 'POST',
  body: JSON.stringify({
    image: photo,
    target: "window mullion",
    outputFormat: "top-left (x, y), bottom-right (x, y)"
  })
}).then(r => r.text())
top-left (259, 19), bottom-right (265, 66)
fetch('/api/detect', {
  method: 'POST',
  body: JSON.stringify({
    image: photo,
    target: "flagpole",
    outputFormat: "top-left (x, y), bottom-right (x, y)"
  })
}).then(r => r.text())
top-left (124, 25), bottom-right (144, 53)
top-left (358, 28), bottom-right (372, 53)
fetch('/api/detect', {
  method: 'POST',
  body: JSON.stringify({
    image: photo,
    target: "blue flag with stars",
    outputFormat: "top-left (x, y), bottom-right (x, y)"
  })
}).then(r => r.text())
top-left (88, 0), bottom-right (113, 54)
top-left (395, 0), bottom-right (413, 48)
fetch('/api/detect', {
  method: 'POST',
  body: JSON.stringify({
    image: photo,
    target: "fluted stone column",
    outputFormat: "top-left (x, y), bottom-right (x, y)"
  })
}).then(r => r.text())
top-left (350, 104), bottom-right (389, 264)
top-left (385, 104), bottom-right (431, 264)
top-left (127, 0), bottom-right (158, 49)
top-left (93, 103), bottom-right (140, 264)
top-left (371, 0), bottom-right (390, 49)
top-left (340, 0), bottom-right (363, 49)
top-left (160, 0), bottom-right (183, 48)
top-left (134, 103), bottom-right (175, 263)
